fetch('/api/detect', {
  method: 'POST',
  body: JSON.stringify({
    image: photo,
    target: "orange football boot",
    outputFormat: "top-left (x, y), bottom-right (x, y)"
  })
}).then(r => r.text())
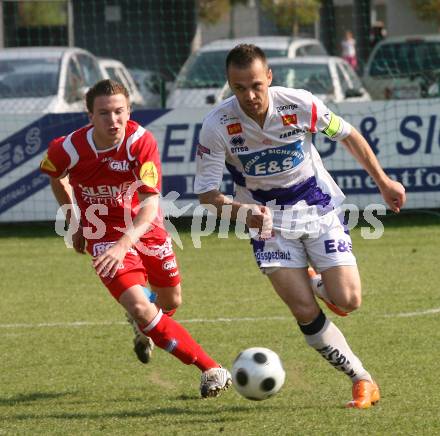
top-left (307, 267), bottom-right (349, 317)
top-left (346, 380), bottom-right (380, 409)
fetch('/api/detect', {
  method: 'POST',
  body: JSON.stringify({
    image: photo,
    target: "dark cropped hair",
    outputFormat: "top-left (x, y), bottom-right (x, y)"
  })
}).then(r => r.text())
top-left (225, 44), bottom-right (268, 72)
top-left (85, 79), bottom-right (130, 113)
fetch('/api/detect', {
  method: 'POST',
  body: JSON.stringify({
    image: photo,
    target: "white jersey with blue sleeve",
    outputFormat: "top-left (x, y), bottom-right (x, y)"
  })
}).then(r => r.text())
top-left (194, 86), bottom-right (351, 226)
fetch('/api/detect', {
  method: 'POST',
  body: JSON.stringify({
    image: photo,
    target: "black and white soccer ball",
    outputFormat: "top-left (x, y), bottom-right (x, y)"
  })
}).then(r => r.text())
top-left (232, 347), bottom-right (286, 401)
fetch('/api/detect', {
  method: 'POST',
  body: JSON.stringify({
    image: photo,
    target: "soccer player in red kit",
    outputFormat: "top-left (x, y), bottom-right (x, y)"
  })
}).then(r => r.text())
top-left (39, 79), bottom-right (231, 398)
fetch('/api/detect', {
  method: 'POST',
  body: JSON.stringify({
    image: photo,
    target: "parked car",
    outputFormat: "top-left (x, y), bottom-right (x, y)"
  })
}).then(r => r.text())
top-left (98, 58), bottom-right (145, 107)
top-left (167, 36), bottom-right (327, 108)
top-left (218, 56), bottom-right (371, 104)
top-left (0, 46), bottom-right (105, 113)
top-left (269, 56), bottom-right (370, 103)
top-left (128, 68), bottom-right (163, 108)
top-left (363, 34), bottom-right (440, 100)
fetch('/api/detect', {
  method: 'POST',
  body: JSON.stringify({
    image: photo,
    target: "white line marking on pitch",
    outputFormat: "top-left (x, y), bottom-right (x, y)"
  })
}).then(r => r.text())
top-left (0, 309), bottom-right (438, 330)
top-left (382, 307), bottom-right (440, 317)
top-left (0, 316), bottom-right (289, 329)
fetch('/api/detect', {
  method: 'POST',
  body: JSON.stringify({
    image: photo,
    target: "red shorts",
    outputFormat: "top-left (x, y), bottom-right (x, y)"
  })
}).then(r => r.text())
top-left (87, 230), bottom-right (180, 300)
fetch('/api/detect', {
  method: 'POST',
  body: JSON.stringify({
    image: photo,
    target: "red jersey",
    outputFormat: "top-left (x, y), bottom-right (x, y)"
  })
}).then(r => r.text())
top-left (40, 120), bottom-right (165, 240)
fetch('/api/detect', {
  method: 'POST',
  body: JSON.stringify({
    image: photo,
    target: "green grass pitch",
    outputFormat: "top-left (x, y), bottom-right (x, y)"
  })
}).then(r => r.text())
top-left (0, 213), bottom-right (439, 435)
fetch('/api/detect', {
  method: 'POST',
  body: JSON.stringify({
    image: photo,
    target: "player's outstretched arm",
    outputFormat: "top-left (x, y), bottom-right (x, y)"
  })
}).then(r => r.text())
top-left (50, 176), bottom-right (85, 253)
top-left (199, 190), bottom-right (272, 237)
top-left (340, 128), bottom-right (406, 212)
top-left (50, 175), bottom-right (72, 207)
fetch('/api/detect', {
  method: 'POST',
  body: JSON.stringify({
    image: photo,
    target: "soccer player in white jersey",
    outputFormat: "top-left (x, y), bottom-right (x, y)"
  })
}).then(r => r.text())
top-left (194, 44), bottom-right (406, 408)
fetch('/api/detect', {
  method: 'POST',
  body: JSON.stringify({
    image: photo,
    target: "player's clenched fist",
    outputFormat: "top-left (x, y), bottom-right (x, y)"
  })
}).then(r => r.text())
top-left (245, 204), bottom-right (273, 239)
top-left (378, 179), bottom-right (406, 213)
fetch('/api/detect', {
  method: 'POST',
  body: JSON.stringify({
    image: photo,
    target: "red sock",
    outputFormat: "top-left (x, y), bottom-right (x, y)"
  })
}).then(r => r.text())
top-left (139, 310), bottom-right (219, 371)
top-left (163, 308), bottom-right (177, 317)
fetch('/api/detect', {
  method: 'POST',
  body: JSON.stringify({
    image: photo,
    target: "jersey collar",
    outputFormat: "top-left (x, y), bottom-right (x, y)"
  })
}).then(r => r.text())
top-left (86, 127), bottom-right (125, 157)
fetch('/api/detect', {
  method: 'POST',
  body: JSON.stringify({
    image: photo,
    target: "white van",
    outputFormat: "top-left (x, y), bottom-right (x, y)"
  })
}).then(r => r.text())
top-left (267, 56), bottom-right (370, 103)
top-left (0, 46), bottom-right (105, 114)
top-left (167, 36), bottom-right (327, 108)
top-left (363, 34), bottom-right (440, 100)
top-left (98, 58), bottom-right (145, 107)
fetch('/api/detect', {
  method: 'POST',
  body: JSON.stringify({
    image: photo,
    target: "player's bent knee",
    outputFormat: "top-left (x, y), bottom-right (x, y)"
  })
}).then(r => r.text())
top-left (170, 288), bottom-right (183, 308)
top-left (157, 285), bottom-right (182, 311)
top-left (347, 293), bottom-right (362, 311)
top-left (163, 293), bottom-right (182, 311)
top-left (129, 302), bottom-right (151, 324)
top-left (337, 292), bottom-right (362, 312)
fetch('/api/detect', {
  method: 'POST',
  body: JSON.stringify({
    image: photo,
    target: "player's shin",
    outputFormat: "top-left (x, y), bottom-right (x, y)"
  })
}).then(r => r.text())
top-left (298, 310), bottom-right (372, 383)
top-left (137, 310), bottom-right (219, 370)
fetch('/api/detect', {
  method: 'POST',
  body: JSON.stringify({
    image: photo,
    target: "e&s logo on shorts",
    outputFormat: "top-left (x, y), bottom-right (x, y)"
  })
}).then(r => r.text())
top-left (140, 161), bottom-right (158, 188)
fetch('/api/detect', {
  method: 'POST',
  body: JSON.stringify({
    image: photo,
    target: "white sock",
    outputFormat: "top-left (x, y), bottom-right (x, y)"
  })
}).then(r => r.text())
top-left (299, 311), bottom-right (372, 383)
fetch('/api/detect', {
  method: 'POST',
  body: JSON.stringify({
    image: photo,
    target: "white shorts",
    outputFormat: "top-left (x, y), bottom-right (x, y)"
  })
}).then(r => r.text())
top-left (250, 211), bottom-right (356, 273)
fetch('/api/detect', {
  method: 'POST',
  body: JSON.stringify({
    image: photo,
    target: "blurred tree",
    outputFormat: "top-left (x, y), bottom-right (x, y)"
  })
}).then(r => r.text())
top-left (18, 1), bottom-right (67, 27)
top-left (198, 0), bottom-right (248, 38)
top-left (409, 0), bottom-right (440, 28)
top-left (198, 0), bottom-right (227, 24)
top-left (260, 0), bottom-right (320, 36)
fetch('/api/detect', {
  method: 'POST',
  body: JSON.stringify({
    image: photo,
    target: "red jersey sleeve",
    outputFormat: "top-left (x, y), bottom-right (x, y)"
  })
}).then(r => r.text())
top-left (129, 129), bottom-right (162, 195)
top-left (40, 136), bottom-right (70, 178)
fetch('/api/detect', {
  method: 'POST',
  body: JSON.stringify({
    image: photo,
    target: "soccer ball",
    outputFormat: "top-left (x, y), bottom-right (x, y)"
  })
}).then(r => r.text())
top-left (231, 347), bottom-right (286, 401)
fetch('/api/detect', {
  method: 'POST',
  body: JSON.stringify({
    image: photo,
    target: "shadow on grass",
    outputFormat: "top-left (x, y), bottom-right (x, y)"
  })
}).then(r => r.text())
top-left (5, 406), bottom-right (282, 423)
top-left (3, 403), bottom-right (294, 422)
top-left (176, 393), bottom-right (199, 401)
top-left (0, 391), bottom-right (74, 405)
top-left (0, 222), bottom-right (55, 238)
